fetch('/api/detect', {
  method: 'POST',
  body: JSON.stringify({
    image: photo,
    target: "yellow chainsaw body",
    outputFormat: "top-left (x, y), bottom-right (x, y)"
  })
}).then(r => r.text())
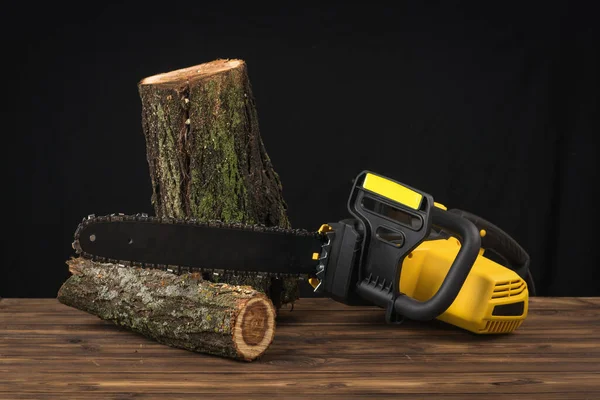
top-left (400, 237), bottom-right (529, 334)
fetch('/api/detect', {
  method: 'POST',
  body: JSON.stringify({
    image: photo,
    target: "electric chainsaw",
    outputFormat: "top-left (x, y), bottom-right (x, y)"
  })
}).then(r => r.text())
top-left (72, 170), bottom-right (534, 334)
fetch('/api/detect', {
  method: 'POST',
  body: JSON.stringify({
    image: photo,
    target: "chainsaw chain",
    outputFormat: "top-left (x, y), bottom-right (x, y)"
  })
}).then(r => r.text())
top-left (72, 213), bottom-right (323, 280)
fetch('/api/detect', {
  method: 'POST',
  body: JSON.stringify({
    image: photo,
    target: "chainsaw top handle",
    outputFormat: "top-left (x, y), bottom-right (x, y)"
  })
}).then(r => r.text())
top-left (347, 171), bottom-right (481, 322)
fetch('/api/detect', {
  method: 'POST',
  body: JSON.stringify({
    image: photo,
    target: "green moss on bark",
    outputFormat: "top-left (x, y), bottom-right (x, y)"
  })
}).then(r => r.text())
top-left (188, 75), bottom-right (250, 222)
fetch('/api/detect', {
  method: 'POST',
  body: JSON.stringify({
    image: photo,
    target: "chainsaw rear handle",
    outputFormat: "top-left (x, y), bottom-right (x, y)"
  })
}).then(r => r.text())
top-left (392, 207), bottom-right (481, 321)
top-left (447, 209), bottom-right (535, 296)
top-left (347, 171), bottom-right (482, 322)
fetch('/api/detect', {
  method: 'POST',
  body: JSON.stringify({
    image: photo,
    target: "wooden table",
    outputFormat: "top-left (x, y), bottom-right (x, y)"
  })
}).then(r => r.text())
top-left (1, 298), bottom-right (599, 399)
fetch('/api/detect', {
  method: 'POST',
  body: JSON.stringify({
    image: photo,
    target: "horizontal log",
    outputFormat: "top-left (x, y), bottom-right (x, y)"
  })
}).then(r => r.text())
top-left (56, 258), bottom-right (275, 361)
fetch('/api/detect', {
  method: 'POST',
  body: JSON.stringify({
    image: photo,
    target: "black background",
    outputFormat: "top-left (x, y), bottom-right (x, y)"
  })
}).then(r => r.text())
top-left (3, 2), bottom-right (598, 298)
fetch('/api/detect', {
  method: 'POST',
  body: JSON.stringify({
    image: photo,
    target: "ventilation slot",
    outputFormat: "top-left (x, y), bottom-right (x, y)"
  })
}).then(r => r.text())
top-left (492, 279), bottom-right (526, 298)
top-left (481, 319), bottom-right (523, 333)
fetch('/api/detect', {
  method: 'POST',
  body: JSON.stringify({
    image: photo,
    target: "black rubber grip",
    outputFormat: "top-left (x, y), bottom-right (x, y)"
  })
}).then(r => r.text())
top-left (447, 209), bottom-right (535, 295)
top-left (393, 207), bottom-right (481, 321)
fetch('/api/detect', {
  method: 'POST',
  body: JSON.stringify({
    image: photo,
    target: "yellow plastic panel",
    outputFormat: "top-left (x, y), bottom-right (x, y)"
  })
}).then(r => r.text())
top-left (399, 238), bottom-right (528, 334)
top-left (362, 173), bottom-right (423, 210)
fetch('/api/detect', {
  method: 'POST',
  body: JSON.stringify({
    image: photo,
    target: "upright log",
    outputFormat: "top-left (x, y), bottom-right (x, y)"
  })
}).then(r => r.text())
top-left (137, 59), bottom-right (299, 307)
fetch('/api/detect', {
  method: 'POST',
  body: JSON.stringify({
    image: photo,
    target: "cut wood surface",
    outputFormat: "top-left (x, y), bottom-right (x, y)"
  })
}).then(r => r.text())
top-left (1, 297), bottom-right (599, 399)
top-left (137, 58), bottom-right (298, 306)
top-left (56, 258), bottom-right (275, 361)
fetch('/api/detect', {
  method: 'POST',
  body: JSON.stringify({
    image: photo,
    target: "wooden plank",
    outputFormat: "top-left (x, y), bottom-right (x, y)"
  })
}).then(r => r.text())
top-left (1, 334), bottom-right (599, 355)
top-left (2, 355), bottom-right (600, 374)
top-left (3, 307), bottom-right (600, 328)
top-left (1, 298), bottom-right (599, 399)
top-left (2, 325), bottom-right (598, 341)
top-left (4, 392), bottom-right (598, 400)
top-left (1, 372), bottom-right (599, 395)
top-left (2, 297), bottom-right (599, 312)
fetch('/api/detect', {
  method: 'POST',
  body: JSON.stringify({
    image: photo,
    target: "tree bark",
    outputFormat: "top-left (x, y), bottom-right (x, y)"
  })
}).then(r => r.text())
top-left (137, 59), bottom-right (299, 307)
top-left (58, 258), bottom-right (276, 361)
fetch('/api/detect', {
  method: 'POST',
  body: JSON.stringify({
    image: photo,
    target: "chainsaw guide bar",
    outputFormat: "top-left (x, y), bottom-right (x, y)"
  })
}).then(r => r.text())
top-left (73, 213), bottom-right (326, 280)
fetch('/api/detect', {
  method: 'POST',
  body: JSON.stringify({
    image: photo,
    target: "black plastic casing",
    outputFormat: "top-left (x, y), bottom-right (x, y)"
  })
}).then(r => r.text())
top-left (320, 220), bottom-right (371, 306)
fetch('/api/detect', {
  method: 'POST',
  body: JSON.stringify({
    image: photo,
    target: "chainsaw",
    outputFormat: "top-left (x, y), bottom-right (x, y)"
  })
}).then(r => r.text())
top-left (72, 170), bottom-right (534, 334)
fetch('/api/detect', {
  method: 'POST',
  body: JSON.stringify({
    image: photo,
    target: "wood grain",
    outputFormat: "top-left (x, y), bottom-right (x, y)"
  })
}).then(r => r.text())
top-left (1, 297), bottom-right (599, 399)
